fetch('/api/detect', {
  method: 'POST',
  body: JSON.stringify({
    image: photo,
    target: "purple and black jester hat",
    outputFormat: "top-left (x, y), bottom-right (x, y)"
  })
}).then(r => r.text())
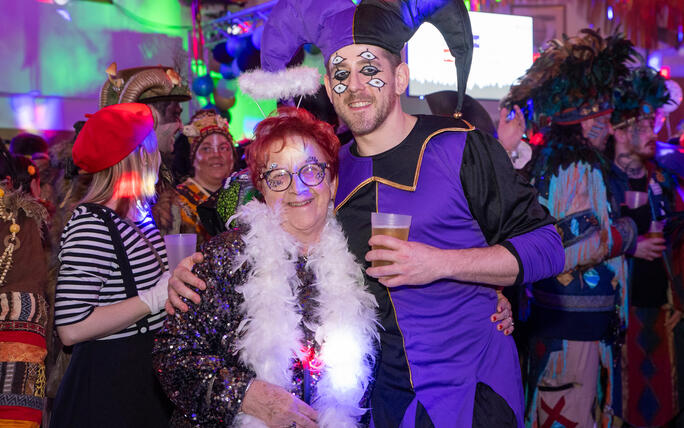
top-left (261, 0), bottom-right (473, 112)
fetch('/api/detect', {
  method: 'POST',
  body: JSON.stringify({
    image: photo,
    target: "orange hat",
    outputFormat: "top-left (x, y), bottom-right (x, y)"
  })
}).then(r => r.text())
top-left (73, 103), bottom-right (155, 173)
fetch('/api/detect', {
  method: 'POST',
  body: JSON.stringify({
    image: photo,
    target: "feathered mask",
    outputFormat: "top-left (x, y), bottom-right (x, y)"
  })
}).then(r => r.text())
top-left (611, 66), bottom-right (671, 129)
top-left (503, 29), bottom-right (638, 127)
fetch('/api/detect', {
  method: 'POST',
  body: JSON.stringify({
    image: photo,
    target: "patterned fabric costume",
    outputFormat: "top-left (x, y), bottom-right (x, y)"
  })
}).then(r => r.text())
top-left (196, 170), bottom-right (260, 237)
top-left (607, 66), bottom-right (682, 426)
top-left (0, 185), bottom-right (48, 428)
top-left (335, 115), bottom-right (564, 427)
top-left (611, 163), bottom-right (682, 426)
top-left (175, 178), bottom-right (214, 245)
top-left (502, 30), bottom-right (639, 427)
top-left (153, 201), bottom-right (377, 427)
top-left (526, 161), bottom-right (633, 428)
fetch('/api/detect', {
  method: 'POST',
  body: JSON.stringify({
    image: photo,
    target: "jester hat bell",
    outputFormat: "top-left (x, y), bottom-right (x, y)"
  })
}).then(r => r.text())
top-left (256, 0), bottom-right (473, 111)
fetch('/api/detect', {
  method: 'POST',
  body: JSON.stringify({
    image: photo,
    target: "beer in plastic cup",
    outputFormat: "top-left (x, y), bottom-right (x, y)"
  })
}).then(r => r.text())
top-left (163, 233), bottom-right (197, 273)
top-left (371, 212), bottom-right (411, 269)
top-left (646, 220), bottom-right (664, 239)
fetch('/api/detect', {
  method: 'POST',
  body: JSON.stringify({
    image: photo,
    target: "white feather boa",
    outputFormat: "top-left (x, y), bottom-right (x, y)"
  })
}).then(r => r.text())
top-left (232, 200), bottom-right (378, 428)
top-left (238, 66), bottom-right (321, 100)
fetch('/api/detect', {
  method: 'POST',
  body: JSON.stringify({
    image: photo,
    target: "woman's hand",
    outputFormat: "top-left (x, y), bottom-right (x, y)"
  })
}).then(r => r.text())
top-left (164, 252), bottom-right (206, 315)
top-left (241, 380), bottom-right (318, 428)
top-left (491, 289), bottom-right (514, 335)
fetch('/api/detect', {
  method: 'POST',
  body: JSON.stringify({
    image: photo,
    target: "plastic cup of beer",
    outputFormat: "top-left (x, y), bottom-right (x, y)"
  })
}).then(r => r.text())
top-left (163, 233), bottom-right (197, 273)
top-left (371, 212), bottom-right (412, 268)
top-left (646, 220), bottom-right (664, 239)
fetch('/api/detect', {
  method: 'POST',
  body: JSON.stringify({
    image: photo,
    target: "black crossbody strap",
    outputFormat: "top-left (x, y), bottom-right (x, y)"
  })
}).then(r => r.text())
top-left (82, 203), bottom-right (149, 332)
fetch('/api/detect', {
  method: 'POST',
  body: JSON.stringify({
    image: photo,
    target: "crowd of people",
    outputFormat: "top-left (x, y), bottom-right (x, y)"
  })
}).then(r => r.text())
top-left (0, 0), bottom-right (682, 427)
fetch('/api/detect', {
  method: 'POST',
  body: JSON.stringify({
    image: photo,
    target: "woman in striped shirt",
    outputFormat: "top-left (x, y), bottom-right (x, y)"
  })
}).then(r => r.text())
top-left (50, 104), bottom-right (172, 428)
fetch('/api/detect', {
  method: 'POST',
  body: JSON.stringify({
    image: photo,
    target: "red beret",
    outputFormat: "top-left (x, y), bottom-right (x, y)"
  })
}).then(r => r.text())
top-left (73, 103), bottom-right (155, 173)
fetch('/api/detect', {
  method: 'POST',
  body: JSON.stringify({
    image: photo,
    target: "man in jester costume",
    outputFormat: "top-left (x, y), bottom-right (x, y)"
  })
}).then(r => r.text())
top-left (502, 30), bottom-right (643, 427)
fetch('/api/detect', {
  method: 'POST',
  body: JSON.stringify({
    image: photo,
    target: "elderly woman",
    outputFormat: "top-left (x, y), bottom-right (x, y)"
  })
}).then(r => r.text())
top-left (155, 107), bottom-right (515, 427)
top-left (174, 110), bottom-right (237, 245)
top-left (154, 107), bottom-right (377, 427)
top-left (51, 103), bottom-right (172, 427)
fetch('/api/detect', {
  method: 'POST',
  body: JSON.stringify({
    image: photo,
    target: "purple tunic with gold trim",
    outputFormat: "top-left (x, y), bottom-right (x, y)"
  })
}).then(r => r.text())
top-left (334, 115), bottom-right (564, 428)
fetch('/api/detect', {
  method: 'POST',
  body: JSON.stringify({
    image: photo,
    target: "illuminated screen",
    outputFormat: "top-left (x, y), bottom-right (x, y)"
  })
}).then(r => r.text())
top-left (407, 12), bottom-right (533, 99)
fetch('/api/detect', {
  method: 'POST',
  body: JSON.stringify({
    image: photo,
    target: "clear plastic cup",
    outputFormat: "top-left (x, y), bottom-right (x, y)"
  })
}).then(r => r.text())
top-left (646, 220), bottom-right (665, 239)
top-left (370, 213), bottom-right (411, 268)
top-left (163, 233), bottom-right (197, 273)
top-left (624, 190), bottom-right (649, 209)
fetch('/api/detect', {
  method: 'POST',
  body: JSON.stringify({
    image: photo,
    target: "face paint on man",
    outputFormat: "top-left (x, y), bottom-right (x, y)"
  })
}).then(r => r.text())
top-left (333, 69), bottom-right (349, 94)
top-left (332, 53), bottom-right (350, 94)
top-left (587, 122), bottom-right (605, 139)
top-left (358, 50), bottom-right (386, 90)
top-left (359, 49), bottom-right (377, 61)
top-left (330, 49), bottom-right (387, 95)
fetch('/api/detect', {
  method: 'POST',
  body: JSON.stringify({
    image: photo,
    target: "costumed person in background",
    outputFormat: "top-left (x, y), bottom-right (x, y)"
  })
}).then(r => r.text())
top-left (0, 148), bottom-right (49, 428)
top-left (98, 62), bottom-right (192, 236)
top-left (9, 133), bottom-right (56, 212)
top-left (173, 109), bottom-right (238, 246)
top-left (154, 107), bottom-right (379, 427)
top-left (502, 29), bottom-right (644, 427)
top-left (169, 1), bottom-right (564, 426)
top-left (608, 66), bottom-right (684, 427)
top-left (50, 104), bottom-right (172, 427)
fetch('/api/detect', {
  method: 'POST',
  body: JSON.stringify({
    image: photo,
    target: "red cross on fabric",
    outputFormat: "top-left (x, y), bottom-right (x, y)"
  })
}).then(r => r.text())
top-left (540, 396), bottom-right (578, 428)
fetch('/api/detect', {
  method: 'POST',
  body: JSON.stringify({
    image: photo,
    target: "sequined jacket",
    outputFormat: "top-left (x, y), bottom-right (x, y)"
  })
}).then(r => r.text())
top-left (153, 229), bottom-right (333, 427)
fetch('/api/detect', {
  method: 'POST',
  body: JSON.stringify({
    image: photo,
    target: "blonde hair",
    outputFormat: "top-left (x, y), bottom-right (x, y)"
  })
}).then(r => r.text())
top-left (80, 131), bottom-right (160, 217)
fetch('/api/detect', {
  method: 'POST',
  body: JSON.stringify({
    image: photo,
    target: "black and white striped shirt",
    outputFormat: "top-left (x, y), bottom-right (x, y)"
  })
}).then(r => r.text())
top-left (55, 205), bottom-right (168, 341)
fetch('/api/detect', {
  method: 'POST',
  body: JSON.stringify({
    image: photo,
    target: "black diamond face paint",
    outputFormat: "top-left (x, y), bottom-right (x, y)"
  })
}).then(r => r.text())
top-left (330, 49), bottom-right (386, 94)
top-left (334, 70), bottom-right (350, 81)
top-left (333, 69), bottom-right (350, 94)
top-left (360, 65), bottom-right (380, 76)
top-left (358, 50), bottom-right (386, 91)
top-left (367, 78), bottom-right (386, 89)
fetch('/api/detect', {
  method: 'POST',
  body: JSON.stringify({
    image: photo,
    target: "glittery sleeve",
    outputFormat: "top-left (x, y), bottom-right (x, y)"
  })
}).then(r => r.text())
top-left (153, 229), bottom-right (254, 426)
